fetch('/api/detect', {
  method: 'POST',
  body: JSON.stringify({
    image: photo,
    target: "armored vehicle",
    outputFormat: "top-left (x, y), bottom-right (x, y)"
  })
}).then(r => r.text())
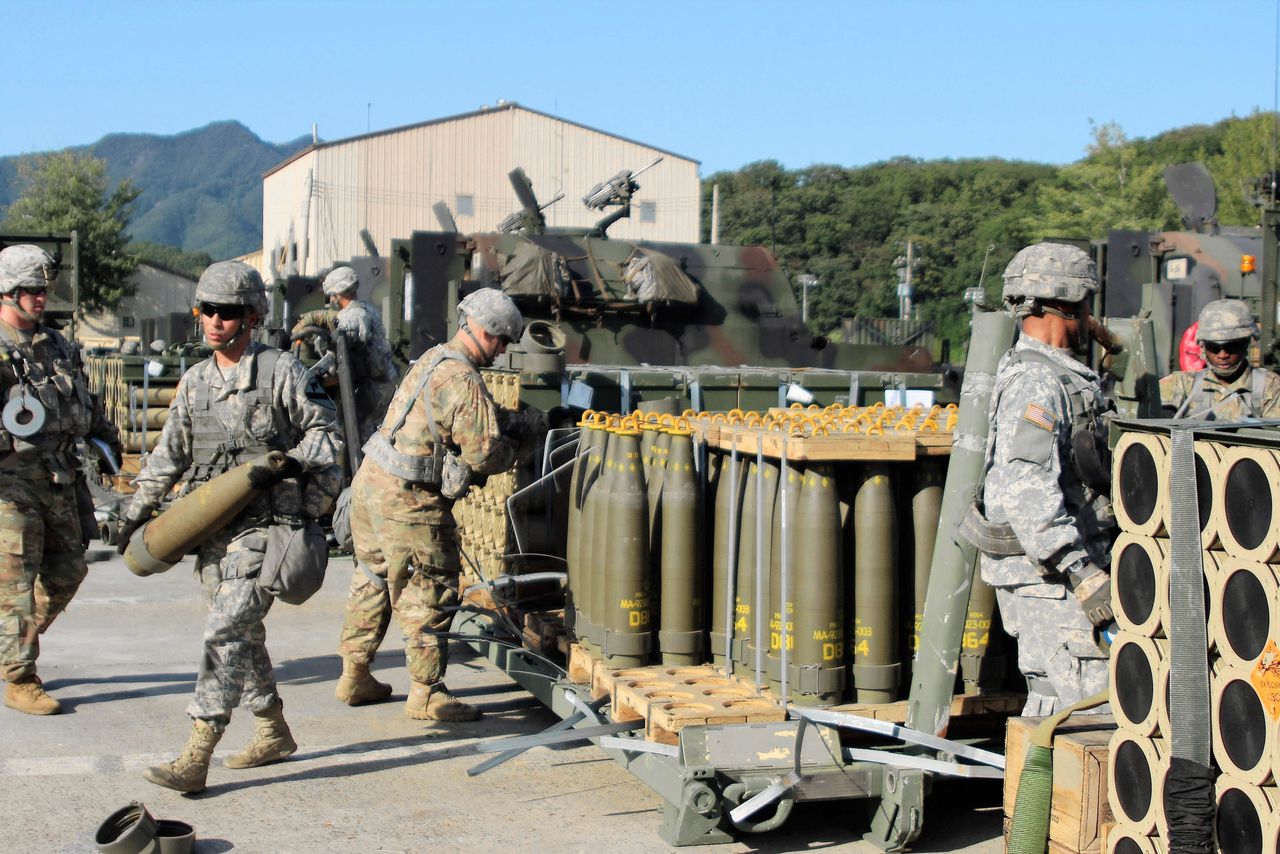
top-left (279, 164), bottom-right (957, 415)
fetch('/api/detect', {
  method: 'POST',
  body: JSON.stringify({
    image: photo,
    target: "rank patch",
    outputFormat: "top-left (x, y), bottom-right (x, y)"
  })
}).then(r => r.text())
top-left (1022, 402), bottom-right (1056, 432)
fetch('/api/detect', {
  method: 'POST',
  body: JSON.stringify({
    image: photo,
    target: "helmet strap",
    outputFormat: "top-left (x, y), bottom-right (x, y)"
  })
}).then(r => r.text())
top-left (459, 319), bottom-right (491, 366)
top-left (1039, 302), bottom-right (1079, 322)
top-left (205, 312), bottom-right (255, 352)
top-left (1, 294), bottom-right (40, 326)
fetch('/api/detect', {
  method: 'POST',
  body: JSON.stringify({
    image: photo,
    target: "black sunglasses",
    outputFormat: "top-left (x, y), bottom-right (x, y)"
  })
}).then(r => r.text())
top-left (199, 302), bottom-right (247, 320)
top-left (1203, 340), bottom-right (1247, 355)
top-left (17, 286), bottom-right (48, 298)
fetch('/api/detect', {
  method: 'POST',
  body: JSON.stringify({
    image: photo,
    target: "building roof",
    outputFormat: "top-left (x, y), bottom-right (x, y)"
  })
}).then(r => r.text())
top-left (262, 101), bottom-right (700, 179)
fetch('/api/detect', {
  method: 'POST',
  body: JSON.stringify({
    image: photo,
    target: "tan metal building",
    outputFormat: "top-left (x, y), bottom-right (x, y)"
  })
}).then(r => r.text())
top-left (261, 102), bottom-right (701, 278)
top-left (78, 262), bottom-right (197, 347)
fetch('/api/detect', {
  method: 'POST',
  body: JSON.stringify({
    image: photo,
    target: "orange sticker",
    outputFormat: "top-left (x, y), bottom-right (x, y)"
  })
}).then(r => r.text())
top-left (1250, 639), bottom-right (1280, 720)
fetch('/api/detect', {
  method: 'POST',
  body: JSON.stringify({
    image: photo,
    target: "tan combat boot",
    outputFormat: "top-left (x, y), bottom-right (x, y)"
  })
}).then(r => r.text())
top-left (334, 660), bottom-right (393, 706)
top-left (5, 675), bottom-right (61, 715)
top-left (143, 720), bottom-right (222, 793)
top-left (224, 700), bottom-right (297, 769)
top-left (405, 681), bottom-right (481, 722)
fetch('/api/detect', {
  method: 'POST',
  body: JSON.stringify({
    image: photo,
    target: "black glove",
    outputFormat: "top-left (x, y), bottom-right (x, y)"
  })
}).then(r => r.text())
top-left (1067, 561), bottom-right (1114, 628)
top-left (247, 455), bottom-right (304, 489)
top-left (116, 516), bottom-right (144, 555)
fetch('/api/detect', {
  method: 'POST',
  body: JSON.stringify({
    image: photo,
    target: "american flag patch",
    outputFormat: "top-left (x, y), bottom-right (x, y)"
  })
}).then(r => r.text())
top-left (1022, 402), bottom-right (1056, 431)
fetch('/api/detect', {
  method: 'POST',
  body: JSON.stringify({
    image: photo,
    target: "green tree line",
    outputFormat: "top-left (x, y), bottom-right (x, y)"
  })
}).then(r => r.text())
top-left (703, 112), bottom-right (1280, 356)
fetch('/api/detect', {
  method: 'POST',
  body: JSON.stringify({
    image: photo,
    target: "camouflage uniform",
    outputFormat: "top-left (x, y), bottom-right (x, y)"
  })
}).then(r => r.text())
top-left (0, 316), bottom-right (119, 685)
top-left (978, 335), bottom-right (1114, 714)
top-left (1159, 366), bottom-right (1280, 420)
top-left (296, 267), bottom-right (399, 447)
top-left (335, 300), bottom-right (398, 442)
top-left (124, 342), bottom-right (342, 729)
top-left (1160, 300), bottom-right (1280, 420)
top-left (338, 334), bottom-right (519, 690)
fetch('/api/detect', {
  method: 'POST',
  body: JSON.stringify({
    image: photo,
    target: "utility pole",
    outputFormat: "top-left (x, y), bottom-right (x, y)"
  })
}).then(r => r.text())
top-left (895, 240), bottom-right (919, 320)
top-left (798, 274), bottom-right (818, 324)
top-left (710, 183), bottom-right (720, 245)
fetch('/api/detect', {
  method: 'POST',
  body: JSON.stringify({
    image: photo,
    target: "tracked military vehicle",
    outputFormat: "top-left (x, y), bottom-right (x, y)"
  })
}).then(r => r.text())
top-left (278, 163), bottom-right (957, 416)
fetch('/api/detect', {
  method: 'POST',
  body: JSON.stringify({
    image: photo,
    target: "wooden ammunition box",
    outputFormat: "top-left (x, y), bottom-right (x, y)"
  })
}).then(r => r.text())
top-left (1004, 714), bottom-right (1117, 854)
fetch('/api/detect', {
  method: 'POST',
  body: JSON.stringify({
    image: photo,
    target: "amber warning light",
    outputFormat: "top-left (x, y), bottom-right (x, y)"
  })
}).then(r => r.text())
top-left (1242, 254), bottom-right (1257, 273)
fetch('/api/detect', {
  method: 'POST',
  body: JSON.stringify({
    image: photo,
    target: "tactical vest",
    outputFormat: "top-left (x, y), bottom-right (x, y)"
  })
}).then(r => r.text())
top-left (0, 324), bottom-right (93, 482)
top-left (185, 347), bottom-right (302, 523)
top-left (959, 347), bottom-right (1111, 557)
top-left (362, 347), bottom-right (470, 485)
top-left (1173, 367), bottom-right (1267, 419)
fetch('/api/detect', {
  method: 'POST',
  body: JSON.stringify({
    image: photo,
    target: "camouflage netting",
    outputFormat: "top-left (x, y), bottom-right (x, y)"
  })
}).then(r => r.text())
top-left (499, 242), bottom-right (566, 301)
top-left (622, 249), bottom-right (699, 306)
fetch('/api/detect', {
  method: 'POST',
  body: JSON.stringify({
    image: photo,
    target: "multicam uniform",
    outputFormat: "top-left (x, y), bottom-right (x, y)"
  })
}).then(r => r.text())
top-left (124, 342), bottom-right (342, 728)
top-left (338, 336), bottom-right (518, 690)
top-left (1159, 366), bottom-right (1280, 420)
top-left (0, 318), bottom-right (119, 685)
top-left (976, 336), bottom-right (1114, 715)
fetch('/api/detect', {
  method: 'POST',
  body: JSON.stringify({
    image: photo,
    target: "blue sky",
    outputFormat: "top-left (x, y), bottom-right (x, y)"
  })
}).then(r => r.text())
top-left (4, 0), bottom-right (1277, 174)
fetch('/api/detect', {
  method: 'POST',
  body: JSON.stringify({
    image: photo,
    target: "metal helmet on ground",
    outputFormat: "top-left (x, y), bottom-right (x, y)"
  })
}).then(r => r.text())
top-left (195, 261), bottom-right (268, 317)
top-left (458, 288), bottom-right (523, 342)
top-left (322, 266), bottom-right (359, 297)
top-left (1195, 299), bottom-right (1257, 343)
top-left (1002, 242), bottom-right (1098, 308)
top-left (0, 245), bottom-right (58, 296)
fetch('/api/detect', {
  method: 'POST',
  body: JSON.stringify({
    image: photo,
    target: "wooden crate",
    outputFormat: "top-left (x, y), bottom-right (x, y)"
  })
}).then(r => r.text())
top-left (521, 611), bottom-right (564, 655)
top-left (1003, 818), bottom-right (1124, 854)
top-left (1005, 714), bottom-right (1117, 854)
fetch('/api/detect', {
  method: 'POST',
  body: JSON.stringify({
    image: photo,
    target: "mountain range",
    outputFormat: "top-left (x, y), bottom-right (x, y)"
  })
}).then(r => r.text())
top-left (0, 121), bottom-right (311, 260)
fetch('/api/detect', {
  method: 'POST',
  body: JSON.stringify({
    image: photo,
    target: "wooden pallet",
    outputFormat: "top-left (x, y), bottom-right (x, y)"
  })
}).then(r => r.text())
top-left (607, 664), bottom-right (786, 744)
top-left (831, 690), bottom-right (1024, 723)
top-left (562, 652), bottom-right (1020, 746)
top-left (566, 642), bottom-right (599, 687)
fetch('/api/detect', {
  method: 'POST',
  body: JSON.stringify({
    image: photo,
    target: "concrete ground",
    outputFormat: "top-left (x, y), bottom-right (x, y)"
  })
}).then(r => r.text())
top-left (0, 552), bottom-right (1005, 853)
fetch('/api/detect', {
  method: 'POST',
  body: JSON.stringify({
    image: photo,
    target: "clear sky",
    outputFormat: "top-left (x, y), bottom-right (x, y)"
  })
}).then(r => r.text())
top-left (4, 0), bottom-right (1277, 175)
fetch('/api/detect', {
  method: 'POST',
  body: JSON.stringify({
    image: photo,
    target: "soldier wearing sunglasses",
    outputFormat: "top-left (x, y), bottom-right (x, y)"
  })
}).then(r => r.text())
top-left (1160, 299), bottom-right (1280, 420)
top-left (118, 261), bottom-right (343, 793)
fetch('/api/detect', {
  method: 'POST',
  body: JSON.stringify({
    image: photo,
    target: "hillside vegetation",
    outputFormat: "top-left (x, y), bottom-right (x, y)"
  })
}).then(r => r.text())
top-left (0, 121), bottom-right (308, 260)
top-left (704, 113), bottom-right (1278, 349)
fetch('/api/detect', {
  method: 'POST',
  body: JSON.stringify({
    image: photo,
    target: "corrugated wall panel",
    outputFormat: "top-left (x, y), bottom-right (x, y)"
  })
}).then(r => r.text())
top-left (261, 149), bottom-right (319, 279)
top-left (264, 106), bottom-right (699, 276)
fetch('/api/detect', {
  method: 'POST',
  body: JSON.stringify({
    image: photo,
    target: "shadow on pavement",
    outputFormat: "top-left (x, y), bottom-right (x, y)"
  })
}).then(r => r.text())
top-left (44, 671), bottom-right (197, 710)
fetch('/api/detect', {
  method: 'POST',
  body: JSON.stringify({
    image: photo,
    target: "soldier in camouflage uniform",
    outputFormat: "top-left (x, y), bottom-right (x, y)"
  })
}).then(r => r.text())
top-left (1160, 299), bottom-right (1280, 420)
top-left (118, 261), bottom-right (342, 793)
top-left (0, 245), bottom-right (120, 715)
top-left (960, 243), bottom-right (1115, 715)
top-left (292, 266), bottom-right (399, 445)
top-left (335, 288), bottom-right (544, 722)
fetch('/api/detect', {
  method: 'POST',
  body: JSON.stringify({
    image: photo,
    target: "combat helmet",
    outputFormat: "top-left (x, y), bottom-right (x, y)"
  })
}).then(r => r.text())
top-left (1196, 299), bottom-right (1257, 343)
top-left (321, 266), bottom-right (359, 297)
top-left (195, 261), bottom-right (268, 317)
top-left (458, 288), bottom-right (523, 343)
top-left (1002, 242), bottom-right (1098, 310)
top-left (0, 244), bottom-right (57, 296)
